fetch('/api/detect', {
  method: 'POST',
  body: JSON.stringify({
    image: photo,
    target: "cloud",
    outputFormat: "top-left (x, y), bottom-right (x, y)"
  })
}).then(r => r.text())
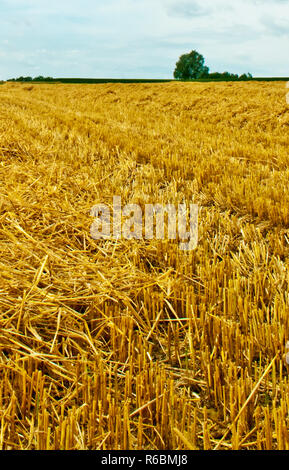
top-left (0, 0), bottom-right (288, 79)
top-left (166, 1), bottom-right (211, 18)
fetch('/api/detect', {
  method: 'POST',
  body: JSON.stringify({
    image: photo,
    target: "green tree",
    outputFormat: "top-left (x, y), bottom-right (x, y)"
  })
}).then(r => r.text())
top-left (174, 50), bottom-right (209, 80)
top-left (239, 73), bottom-right (253, 80)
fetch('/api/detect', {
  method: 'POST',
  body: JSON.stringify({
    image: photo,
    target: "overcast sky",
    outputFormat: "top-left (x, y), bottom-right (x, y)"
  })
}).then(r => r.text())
top-left (0, 0), bottom-right (288, 79)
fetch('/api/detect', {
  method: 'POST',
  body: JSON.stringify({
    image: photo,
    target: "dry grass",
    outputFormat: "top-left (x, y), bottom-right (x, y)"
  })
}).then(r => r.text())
top-left (0, 81), bottom-right (289, 450)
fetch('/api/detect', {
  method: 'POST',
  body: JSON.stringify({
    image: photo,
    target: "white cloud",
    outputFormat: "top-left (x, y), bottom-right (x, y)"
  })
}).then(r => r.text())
top-left (0, 0), bottom-right (288, 79)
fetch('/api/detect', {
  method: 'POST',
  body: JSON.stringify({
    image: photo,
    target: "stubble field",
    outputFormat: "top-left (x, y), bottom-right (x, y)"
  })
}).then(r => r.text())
top-left (0, 81), bottom-right (289, 449)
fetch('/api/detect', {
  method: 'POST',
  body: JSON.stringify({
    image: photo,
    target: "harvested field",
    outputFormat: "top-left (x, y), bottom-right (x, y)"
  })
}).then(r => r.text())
top-left (0, 81), bottom-right (289, 450)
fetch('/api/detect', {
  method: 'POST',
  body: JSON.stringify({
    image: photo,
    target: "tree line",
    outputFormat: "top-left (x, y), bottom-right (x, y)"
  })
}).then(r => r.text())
top-left (6, 50), bottom-right (253, 83)
top-left (7, 76), bottom-right (54, 82)
top-left (174, 50), bottom-right (252, 80)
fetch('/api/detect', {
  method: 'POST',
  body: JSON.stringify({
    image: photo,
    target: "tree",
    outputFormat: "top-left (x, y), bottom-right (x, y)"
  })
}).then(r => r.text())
top-left (208, 72), bottom-right (239, 80)
top-left (174, 50), bottom-right (209, 80)
top-left (239, 73), bottom-right (253, 80)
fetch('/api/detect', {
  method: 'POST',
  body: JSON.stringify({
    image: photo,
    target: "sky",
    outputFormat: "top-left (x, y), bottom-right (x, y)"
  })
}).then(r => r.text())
top-left (0, 0), bottom-right (288, 80)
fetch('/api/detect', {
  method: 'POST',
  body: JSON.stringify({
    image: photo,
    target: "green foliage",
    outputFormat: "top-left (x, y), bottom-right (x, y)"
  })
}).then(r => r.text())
top-left (173, 49), bottom-right (255, 81)
top-left (7, 77), bottom-right (172, 84)
top-left (6, 73), bottom-right (289, 85)
top-left (239, 73), bottom-right (253, 80)
top-left (208, 71), bottom-right (239, 80)
top-left (8, 76), bottom-right (54, 82)
top-left (34, 76), bottom-right (54, 82)
top-left (174, 50), bottom-right (210, 80)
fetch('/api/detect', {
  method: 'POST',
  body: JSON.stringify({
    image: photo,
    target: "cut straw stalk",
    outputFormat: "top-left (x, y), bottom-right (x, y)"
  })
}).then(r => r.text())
top-left (0, 81), bottom-right (287, 449)
top-left (214, 354), bottom-right (278, 450)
